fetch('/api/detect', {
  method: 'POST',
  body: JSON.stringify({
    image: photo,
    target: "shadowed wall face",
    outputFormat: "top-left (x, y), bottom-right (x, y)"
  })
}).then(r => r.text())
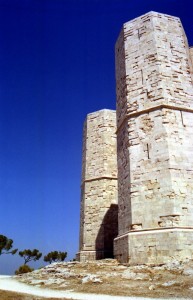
top-left (115, 11), bottom-right (193, 264)
top-left (77, 109), bottom-right (118, 261)
top-left (95, 204), bottom-right (118, 259)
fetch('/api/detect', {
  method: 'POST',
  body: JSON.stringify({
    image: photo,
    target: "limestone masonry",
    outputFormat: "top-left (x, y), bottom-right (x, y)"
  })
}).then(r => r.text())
top-left (78, 11), bottom-right (193, 264)
top-left (77, 110), bottom-right (118, 261)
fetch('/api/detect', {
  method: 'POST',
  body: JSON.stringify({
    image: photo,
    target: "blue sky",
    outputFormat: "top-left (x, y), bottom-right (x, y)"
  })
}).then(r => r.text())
top-left (0, 0), bottom-right (192, 274)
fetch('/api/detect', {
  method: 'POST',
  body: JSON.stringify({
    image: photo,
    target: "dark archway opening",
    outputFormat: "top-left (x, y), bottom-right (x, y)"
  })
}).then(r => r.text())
top-left (95, 204), bottom-right (118, 259)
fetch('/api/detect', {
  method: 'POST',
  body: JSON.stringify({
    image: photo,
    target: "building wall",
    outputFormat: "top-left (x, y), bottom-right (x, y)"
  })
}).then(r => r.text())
top-left (115, 12), bottom-right (193, 264)
top-left (116, 12), bottom-right (193, 128)
top-left (78, 11), bottom-right (193, 265)
top-left (190, 47), bottom-right (193, 67)
top-left (77, 109), bottom-right (118, 261)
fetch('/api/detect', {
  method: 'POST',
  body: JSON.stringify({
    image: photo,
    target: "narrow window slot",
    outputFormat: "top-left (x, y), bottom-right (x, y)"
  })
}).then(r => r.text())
top-left (180, 111), bottom-right (185, 127)
top-left (147, 144), bottom-right (150, 159)
top-left (141, 69), bottom-right (143, 85)
top-left (137, 29), bottom-right (140, 40)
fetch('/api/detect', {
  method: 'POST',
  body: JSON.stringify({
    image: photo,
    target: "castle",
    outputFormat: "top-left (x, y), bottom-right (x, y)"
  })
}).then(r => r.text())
top-left (77, 11), bottom-right (193, 265)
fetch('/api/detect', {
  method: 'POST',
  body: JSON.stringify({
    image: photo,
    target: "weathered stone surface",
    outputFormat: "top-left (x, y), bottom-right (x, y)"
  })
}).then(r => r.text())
top-left (82, 274), bottom-right (103, 284)
top-left (16, 259), bottom-right (193, 298)
top-left (183, 268), bottom-right (193, 276)
top-left (190, 47), bottom-right (193, 66)
top-left (78, 11), bottom-right (193, 266)
top-left (77, 110), bottom-right (118, 261)
top-left (114, 11), bottom-right (193, 264)
top-left (162, 281), bottom-right (176, 287)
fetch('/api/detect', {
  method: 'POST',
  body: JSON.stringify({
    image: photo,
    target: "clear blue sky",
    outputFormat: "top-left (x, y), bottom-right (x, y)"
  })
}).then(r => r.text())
top-left (0, 0), bottom-right (192, 274)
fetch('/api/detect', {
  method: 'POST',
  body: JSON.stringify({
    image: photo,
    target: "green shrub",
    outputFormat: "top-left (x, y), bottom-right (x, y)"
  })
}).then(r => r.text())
top-left (44, 250), bottom-right (67, 264)
top-left (15, 264), bottom-right (34, 275)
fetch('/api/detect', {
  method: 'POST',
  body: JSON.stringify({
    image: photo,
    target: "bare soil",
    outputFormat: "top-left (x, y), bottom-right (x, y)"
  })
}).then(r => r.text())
top-left (0, 290), bottom-right (70, 300)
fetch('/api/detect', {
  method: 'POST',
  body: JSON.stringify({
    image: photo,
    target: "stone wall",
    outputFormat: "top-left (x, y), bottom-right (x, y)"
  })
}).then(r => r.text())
top-left (77, 110), bottom-right (118, 261)
top-left (114, 12), bottom-right (193, 264)
top-left (77, 11), bottom-right (193, 265)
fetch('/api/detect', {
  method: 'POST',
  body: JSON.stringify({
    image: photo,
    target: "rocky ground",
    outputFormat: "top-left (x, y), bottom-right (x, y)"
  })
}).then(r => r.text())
top-left (13, 258), bottom-right (193, 299)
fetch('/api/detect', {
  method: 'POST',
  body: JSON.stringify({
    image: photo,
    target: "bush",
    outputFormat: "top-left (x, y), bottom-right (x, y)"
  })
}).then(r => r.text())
top-left (44, 250), bottom-right (67, 264)
top-left (15, 264), bottom-right (34, 275)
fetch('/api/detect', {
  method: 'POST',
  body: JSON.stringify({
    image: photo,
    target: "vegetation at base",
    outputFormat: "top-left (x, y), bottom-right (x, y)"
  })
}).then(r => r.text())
top-left (0, 235), bottom-right (18, 255)
top-left (0, 233), bottom-right (68, 274)
top-left (18, 249), bottom-right (42, 264)
top-left (15, 264), bottom-right (34, 275)
top-left (44, 251), bottom-right (67, 264)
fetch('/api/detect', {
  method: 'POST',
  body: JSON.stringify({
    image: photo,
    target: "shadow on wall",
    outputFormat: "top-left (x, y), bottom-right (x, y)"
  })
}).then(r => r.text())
top-left (95, 204), bottom-right (118, 259)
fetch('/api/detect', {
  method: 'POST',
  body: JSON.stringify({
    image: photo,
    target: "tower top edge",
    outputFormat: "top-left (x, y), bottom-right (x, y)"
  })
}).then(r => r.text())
top-left (87, 109), bottom-right (116, 117)
top-left (83, 109), bottom-right (116, 125)
top-left (122, 11), bottom-right (180, 27)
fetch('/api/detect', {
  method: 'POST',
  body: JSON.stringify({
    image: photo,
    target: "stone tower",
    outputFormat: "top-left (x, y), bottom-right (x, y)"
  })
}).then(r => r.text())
top-left (77, 109), bottom-right (118, 261)
top-left (114, 11), bottom-right (193, 264)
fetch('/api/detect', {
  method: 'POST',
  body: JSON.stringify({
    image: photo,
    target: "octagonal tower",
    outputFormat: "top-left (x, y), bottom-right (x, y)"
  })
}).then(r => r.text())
top-left (77, 109), bottom-right (118, 261)
top-left (114, 12), bottom-right (193, 264)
